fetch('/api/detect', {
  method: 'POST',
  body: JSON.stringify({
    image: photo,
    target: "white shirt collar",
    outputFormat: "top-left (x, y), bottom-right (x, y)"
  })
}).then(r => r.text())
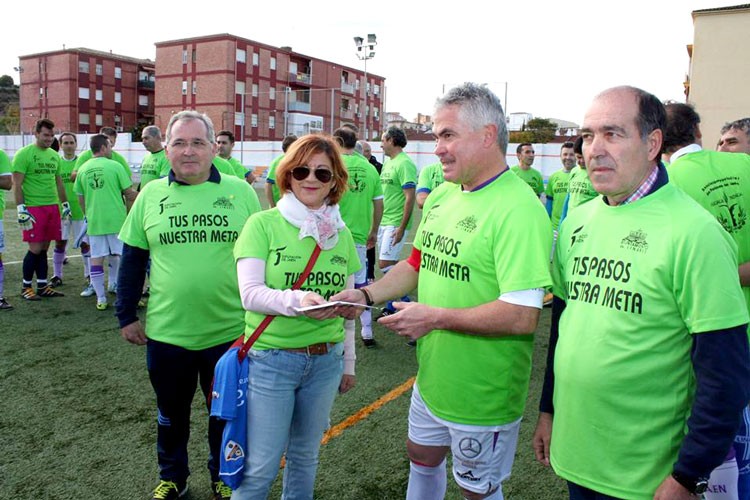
top-left (670, 143), bottom-right (702, 163)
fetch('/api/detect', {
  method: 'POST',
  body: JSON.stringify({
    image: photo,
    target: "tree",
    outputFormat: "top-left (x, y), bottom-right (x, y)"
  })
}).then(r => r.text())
top-left (0, 75), bottom-right (14, 88)
top-left (0, 103), bottom-right (20, 134)
top-left (524, 118), bottom-right (557, 143)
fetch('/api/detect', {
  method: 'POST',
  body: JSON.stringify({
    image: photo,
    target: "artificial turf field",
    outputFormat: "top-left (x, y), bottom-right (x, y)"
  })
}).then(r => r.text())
top-left (0, 188), bottom-right (567, 499)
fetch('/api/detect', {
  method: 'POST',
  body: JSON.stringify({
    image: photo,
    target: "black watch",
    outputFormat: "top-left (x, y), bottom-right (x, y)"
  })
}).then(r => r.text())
top-left (671, 471), bottom-right (709, 495)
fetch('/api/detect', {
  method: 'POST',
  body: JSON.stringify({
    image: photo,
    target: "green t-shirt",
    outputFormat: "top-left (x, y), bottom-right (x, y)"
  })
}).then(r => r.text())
top-left (119, 174), bottom-right (262, 350)
top-left (510, 165), bottom-right (544, 195)
top-left (545, 168), bottom-right (571, 230)
top-left (60, 156), bottom-right (85, 220)
top-left (74, 157), bottom-right (132, 235)
top-left (226, 156), bottom-right (248, 179)
top-left (339, 153), bottom-right (384, 245)
top-left (75, 149), bottom-right (131, 179)
top-left (567, 165), bottom-right (598, 211)
top-left (0, 149), bottom-right (11, 219)
top-left (11, 144), bottom-right (62, 207)
top-left (266, 154), bottom-right (284, 205)
top-left (233, 209), bottom-right (359, 349)
top-left (413, 172), bottom-right (552, 425)
top-left (668, 149), bottom-right (750, 318)
top-left (417, 162), bottom-right (445, 195)
top-left (139, 149), bottom-right (171, 189)
top-left (380, 151), bottom-right (417, 228)
top-left (213, 156), bottom-right (244, 179)
top-left (551, 183), bottom-right (749, 499)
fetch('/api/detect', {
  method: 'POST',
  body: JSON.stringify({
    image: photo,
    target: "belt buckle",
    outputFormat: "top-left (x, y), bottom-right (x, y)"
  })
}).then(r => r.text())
top-left (306, 343), bottom-right (328, 355)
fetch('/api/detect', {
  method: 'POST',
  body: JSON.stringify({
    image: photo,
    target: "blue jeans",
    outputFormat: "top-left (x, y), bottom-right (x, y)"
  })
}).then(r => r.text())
top-left (568, 482), bottom-right (622, 500)
top-left (231, 343), bottom-right (344, 500)
top-left (147, 338), bottom-right (234, 484)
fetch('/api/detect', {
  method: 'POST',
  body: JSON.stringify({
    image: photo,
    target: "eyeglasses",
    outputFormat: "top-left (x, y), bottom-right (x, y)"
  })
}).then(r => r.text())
top-left (291, 166), bottom-right (333, 183)
top-left (169, 139), bottom-right (212, 150)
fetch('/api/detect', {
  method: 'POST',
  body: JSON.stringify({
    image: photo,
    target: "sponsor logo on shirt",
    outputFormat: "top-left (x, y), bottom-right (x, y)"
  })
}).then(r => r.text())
top-left (158, 196), bottom-right (183, 215)
top-left (570, 226), bottom-right (588, 247)
top-left (711, 190), bottom-right (747, 234)
top-left (456, 215), bottom-right (477, 233)
top-left (223, 440), bottom-right (245, 461)
top-left (620, 229), bottom-right (648, 253)
top-left (329, 255), bottom-right (347, 267)
top-left (458, 437), bottom-right (482, 459)
top-left (213, 196), bottom-right (235, 210)
top-left (272, 246), bottom-right (301, 266)
top-left (349, 172), bottom-right (366, 193)
top-left (457, 470), bottom-right (481, 482)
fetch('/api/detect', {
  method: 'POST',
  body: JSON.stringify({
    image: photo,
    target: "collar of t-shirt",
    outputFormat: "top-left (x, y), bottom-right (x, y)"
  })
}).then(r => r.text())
top-left (463, 166), bottom-right (509, 193)
top-left (168, 165), bottom-right (221, 185)
top-left (670, 143), bottom-right (702, 163)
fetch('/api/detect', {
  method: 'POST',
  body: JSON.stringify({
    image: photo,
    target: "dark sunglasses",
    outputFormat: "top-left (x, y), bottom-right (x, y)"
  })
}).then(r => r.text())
top-left (291, 166), bottom-right (333, 183)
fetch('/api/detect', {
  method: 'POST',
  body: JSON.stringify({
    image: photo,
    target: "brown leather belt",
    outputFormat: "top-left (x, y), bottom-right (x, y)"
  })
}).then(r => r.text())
top-left (282, 342), bottom-right (333, 355)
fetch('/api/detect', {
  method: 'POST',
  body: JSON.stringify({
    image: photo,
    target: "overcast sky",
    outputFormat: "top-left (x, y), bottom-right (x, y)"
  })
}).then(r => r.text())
top-left (1, 0), bottom-right (735, 125)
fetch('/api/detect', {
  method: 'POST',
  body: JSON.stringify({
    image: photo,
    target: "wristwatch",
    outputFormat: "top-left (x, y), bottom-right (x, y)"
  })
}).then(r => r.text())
top-left (671, 471), bottom-right (709, 495)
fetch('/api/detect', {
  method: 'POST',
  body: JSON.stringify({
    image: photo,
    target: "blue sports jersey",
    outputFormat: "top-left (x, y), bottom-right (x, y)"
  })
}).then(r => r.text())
top-left (211, 347), bottom-right (249, 489)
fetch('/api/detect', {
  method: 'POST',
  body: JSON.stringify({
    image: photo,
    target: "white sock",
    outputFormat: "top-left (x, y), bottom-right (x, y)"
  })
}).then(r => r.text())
top-left (360, 309), bottom-right (373, 339)
top-left (406, 460), bottom-right (446, 500)
top-left (91, 265), bottom-right (106, 302)
top-left (108, 255), bottom-right (120, 286)
top-left (82, 251), bottom-right (91, 279)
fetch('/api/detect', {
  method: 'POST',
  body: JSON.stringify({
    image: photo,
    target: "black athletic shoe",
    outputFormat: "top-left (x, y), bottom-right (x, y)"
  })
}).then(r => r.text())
top-left (362, 338), bottom-right (377, 349)
top-left (49, 276), bottom-right (63, 288)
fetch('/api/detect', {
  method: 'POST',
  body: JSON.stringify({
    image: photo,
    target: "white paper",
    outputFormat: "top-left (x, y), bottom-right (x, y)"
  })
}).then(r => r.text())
top-left (293, 301), bottom-right (383, 313)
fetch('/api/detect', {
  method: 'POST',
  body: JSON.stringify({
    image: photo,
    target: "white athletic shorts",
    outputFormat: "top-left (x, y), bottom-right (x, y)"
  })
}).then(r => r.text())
top-left (0, 220), bottom-right (4, 253)
top-left (408, 384), bottom-right (520, 495)
top-left (378, 226), bottom-right (409, 262)
top-left (89, 234), bottom-right (123, 259)
top-left (354, 244), bottom-right (367, 285)
top-left (62, 219), bottom-right (86, 243)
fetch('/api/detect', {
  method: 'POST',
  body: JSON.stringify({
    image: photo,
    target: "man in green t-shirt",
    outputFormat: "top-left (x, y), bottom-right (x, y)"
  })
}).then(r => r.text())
top-left (216, 129), bottom-right (255, 183)
top-left (72, 126), bottom-right (131, 182)
top-left (265, 134), bottom-right (297, 208)
top-left (718, 117), bottom-right (750, 154)
top-left (116, 111), bottom-right (261, 500)
top-left (335, 83), bottom-right (552, 500)
top-left (511, 142), bottom-right (544, 200)
top-left (75, 134), bottom-right (137, 310)
top-left (0, 149), bottom-right (12, 309)
top-left (138, 126), bottom-right (171, 190)
top-left (664, 102), bottom-right (750, 499)
top-left (50, 132), bottom-right (92, 296)
top-left (416, 161), bottom-right (444, 209)
top-left (545, 142), bottom-right (575, 232)
top-left (534, 86), bottom-right (750, 500)
top-left (11, 118), bottom-right (70, 300)
top-left (334, 127), bottom-right (384, 347)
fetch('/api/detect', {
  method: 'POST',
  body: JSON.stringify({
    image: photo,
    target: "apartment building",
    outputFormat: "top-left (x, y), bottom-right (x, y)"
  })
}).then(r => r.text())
top-left (154, 33), bottom-right (386, 141)
top-left (17, 48), bottom-right (155, 134)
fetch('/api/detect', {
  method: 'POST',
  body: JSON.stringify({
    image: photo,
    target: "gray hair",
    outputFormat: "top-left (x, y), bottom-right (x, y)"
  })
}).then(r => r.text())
top-left (354, 141), bottom-right (364, 155)
top-left (435, 82), bottom-right (508, 153)
top-left (165, 110), bottom-right (215, 144)
top-left (142, 125), bottom-right (162, 140)
top-left (721, 117), bottom-right (750, 135)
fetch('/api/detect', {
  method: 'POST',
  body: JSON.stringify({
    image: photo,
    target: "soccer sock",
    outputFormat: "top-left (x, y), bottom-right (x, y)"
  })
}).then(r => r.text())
top-left (53, 247), bottom-right (65, 278)
top-left (108, 255), bottom-right (120, 286)
top-left (35, 250), bottom-right (48, 287)
top-left (22, 251), bottom-right (36, 285)
top-left (91, 265), bottom-right (106, 302)
top-left (406, 460), bottom-right (446, 500)
top-left (82, 250), bottom-right (91, 279)
top-left (360, 309), bottom-right (373, 338)
top-left (0, 259), bottom-right (4, 297)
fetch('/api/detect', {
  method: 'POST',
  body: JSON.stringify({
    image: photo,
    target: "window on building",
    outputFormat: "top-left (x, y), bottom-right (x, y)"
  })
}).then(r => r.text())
top-left (39, 88), bottom-right (44, 99)
top-left (269, 87), bottom-right (275, 101)
top-left (253, 53), bottom-right (259, 66)
top-left (270, 57), bottom-right (276, 70)
top-left (236, 48), bottom-right (246, 63)
top-left (95, 114), bottom-right (103, 126)
top-left (114, 67), bottom-right (122, 79)
top-left (79, 113), bottom-right (90, 125)
top-left (39, 62), bottom-right (46, 73)
top-left (251, 114), bottom-right (258, 127)
top-left (182, 50), bottom-right (188, 64)
top-left (234, 112), bottom-right (244, 126)
top-left (191, 49), bottom-right (196, 63)
top-left (269, 116), bottom-right (275, 129)
top-left (114, 91), bottom-right (122, 103)
top-left (79, 61), bottom-right (89, 73)
top-left (114, 115), bottom-right (121, 124)
top-left (139, 95), bottom-right (149, 106)
top-left (252, 84), bottom-right (258, 98)
top-left (182, 81), bottom-right (188, 95)
top-left (341, 98), bottom-right (350, 111)
top-left (289, 61), bottom-right (298, 75)
top-left (96, 89), bottom-right (103, 101)
top-left (342, 70), bottom-right (349, 83)
top-left (79, 87), bottom-right (90, 99)
top-left (96, 64), bottom-right (102, 76)
top-left (373, 84), bottom-right (380, 96)
top-left (366, 82), bottom-right (371, 95)
top-left (235, 81), bottom-right (245, 95)
top-left (192, 80), bottom-right (197, 94)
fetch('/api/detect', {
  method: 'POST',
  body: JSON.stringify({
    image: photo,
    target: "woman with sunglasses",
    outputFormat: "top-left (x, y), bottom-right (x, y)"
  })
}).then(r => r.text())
top-left (232, 134), bottom-right (360, 499)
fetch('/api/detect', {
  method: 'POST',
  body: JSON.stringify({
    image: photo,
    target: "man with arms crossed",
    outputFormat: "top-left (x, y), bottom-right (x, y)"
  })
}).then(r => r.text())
top-left (335, 83), bottom-right (552, 500)
top-left (116, 111), bottom-right (261, 500)
top-left (533, 87), bottom-right (750, 500)
top-left (11, 118), bottom-right (70, 300)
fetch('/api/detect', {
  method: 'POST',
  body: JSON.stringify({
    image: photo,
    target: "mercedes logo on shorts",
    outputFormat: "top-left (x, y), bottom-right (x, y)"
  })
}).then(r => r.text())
top-left (458, 437), bottom-right (482, 459)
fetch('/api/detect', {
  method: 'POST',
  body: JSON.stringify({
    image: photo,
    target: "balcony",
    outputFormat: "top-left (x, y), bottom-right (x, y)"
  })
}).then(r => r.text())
top-left (340, 108), bottom-right (354, 120)
top-left (138, 79), bottom-right (155, 90)
top-left (292, 72), bottom-right (311, 85)
top-left (288, 101), bottom-right (311, 113)
top-left (340, 82), bottom-right (354, 94)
